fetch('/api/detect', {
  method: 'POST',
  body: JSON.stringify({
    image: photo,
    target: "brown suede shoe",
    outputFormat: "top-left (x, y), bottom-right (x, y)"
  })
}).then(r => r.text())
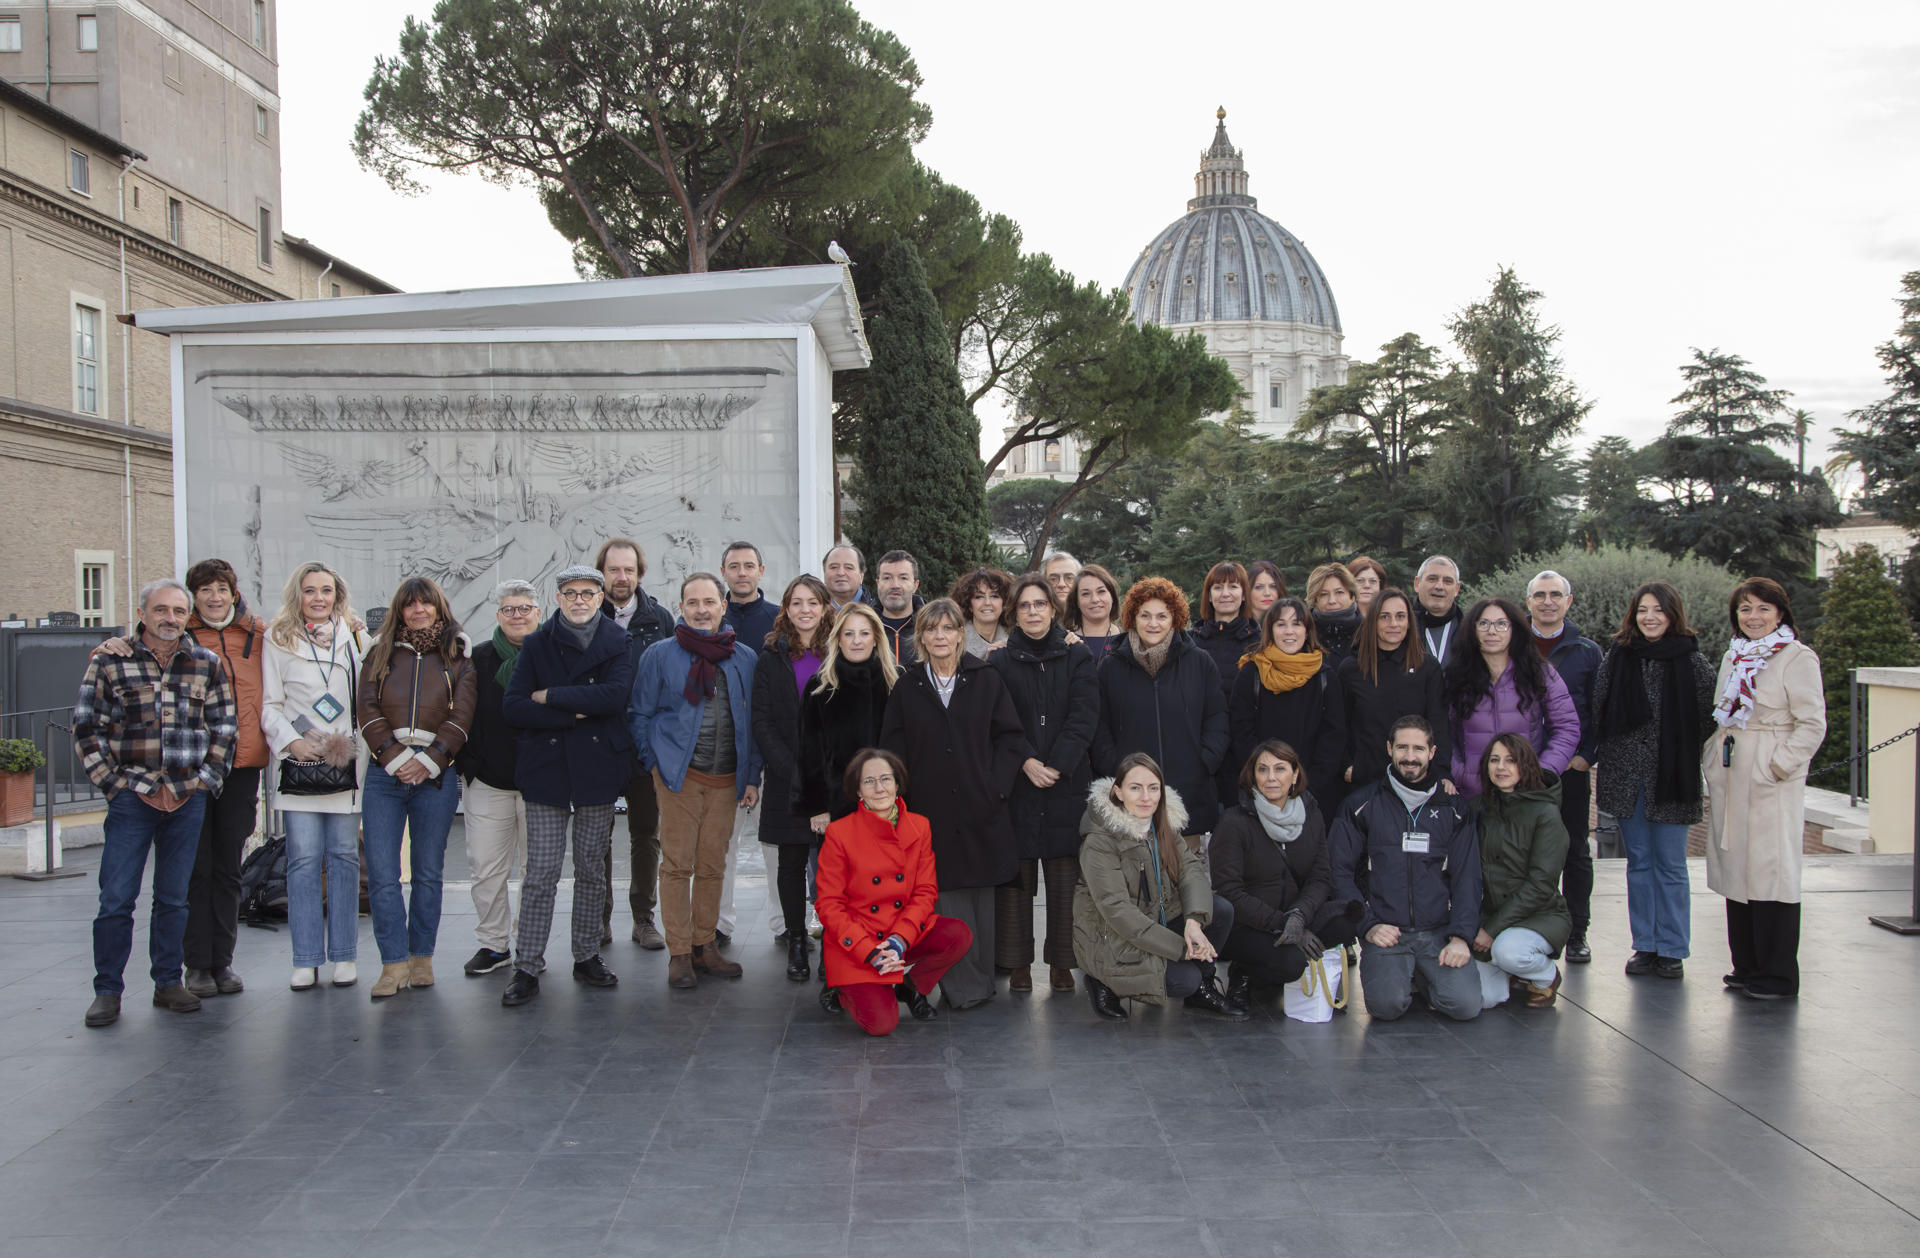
top-left (1050, 966), bottom-right (1077, 992)
top-left (692, 943), bottom-right (742, 978)
top-left (1008, 966), bottom-right (1033, 992)
top-left (152, 984), bottom-right (202, 1014)
top-left (370, 962), bottom-right (411, 999)
top-left (409, 956), bottom-right (435, 988)
top-left (667, 953), bottom-right (697, 989)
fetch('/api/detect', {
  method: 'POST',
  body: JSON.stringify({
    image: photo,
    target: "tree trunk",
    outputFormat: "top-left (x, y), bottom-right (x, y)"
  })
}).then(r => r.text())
top-left (1027, 435), bottom-right (1120, 564)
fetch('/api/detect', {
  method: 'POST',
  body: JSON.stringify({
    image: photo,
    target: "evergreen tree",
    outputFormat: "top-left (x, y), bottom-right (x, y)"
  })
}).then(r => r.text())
top-left (986, 478), bottom-right (1064, 561)
top-left (1809, 546), bottom-right (1920, 783)
top-left (1420, 268), bottom-right (1587, 575)
top-left (1637, 348), bottom-right (1839, 585)
top-left (1576, 434), bottom-right (1647, 550)
top-left (845, 240), bottom-right (990, 594)
top-left (1140, 410), bottom-right (1269, 592)
top-left (1838, 271), bottom-right (1920, 531)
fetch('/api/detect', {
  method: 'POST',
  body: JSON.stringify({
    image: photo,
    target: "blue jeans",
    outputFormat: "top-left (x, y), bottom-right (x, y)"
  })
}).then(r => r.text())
top-left (361, 764), bottom-right (460, 964)
top-left (1619, 787), bottom-right (1691, 958)
top-left (93, 789), bottom-right (206, 995)
top-left (284, 810), bottom-right (361, 967)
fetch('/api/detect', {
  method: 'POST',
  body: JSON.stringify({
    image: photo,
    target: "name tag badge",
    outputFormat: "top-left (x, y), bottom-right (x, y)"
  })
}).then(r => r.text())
top-left (312, 693), bottom-right (345, 723)
top-left (1402, 831), bottom-right (1431, 854)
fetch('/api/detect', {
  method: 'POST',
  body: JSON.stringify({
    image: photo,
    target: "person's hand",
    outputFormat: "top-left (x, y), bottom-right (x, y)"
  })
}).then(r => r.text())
top-left (1439, 937), bottom-right (1472, 968)
top-left (1344, 767), bottom-right (1353, 783)
top-left (1440, 778), bottom-right (1458, 796)
top-left (1063, 630), bottom-right (1083, 645)
top-left (349, 616), bottom-right (368, 635)
top-left (1278, 910), bottom-right (1323, 957)
top-left (1568, 756), bottom-right (1591, 773)
top-left (532, 689), bottom-right (548, 705)
top-left (392, 757), bottom-right (431, 786)
top-left (741, 786), bottom-right (759, 810)
top-left (285, 737), bottom-right (321, 761)
top-left (810, 812), bottom-right (830, 835)
top-left (1182, 919), bottom-right (1215, 961)
top-left (1473, 928), bottom-right (1494, 954)
top-left (872, 949), bottom-right (907, 975)
top-left (1022, 758), bottom-right (1060, 788)
top-left (1366, 923), bottom-right (1401, 948)
top-left (94, 636), bottom-right (133, 658)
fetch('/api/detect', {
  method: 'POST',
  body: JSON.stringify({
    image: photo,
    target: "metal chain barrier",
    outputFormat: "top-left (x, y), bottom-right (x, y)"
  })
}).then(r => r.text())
top-left (1807, 724), bottom-right (1920, 780)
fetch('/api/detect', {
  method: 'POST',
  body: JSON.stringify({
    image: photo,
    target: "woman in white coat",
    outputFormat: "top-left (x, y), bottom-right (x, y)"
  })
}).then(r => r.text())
top-left (261, 562), bottom-right (371, 991)
top-left (1703, 577), bottom-right (1826, 1001)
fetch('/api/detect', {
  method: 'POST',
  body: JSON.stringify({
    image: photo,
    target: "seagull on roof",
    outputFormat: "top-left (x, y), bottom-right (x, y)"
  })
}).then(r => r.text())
top-left (827, 240), bottom-right (854, 266)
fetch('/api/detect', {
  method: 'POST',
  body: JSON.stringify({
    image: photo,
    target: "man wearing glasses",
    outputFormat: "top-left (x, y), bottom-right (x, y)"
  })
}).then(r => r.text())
top-left (455, 581), bottom-right (541, 977)
top-left (498, 566), bottom-right (637, 1006)
top-left (1525, 569), bottom-right (1603, 964)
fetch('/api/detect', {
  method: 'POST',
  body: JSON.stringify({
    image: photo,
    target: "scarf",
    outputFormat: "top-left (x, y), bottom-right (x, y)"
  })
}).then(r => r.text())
top-left (674, 623), bottom-right (737, 705)
top-left (398, 621), bottom-right (444, 657)
top-left (553, 612), bottom-right (597, 653)
top-left (1127, 630), bottom-right (1171, 677)
top-left (1715, 626), bottom-right (1796, 729)
top-left (1253, 792), bottom-right (1306, 845)
top-left (963, 623), bottom-right (1001, 660)
top-left (1599, 635), bottom-right (1705, 806)
top-left (1387, 764), bottom-right (1441, 814)
top-left (1312, 603), bottom-right (1363, 648)
top-left (303, 618), bottom-right (337, 651)
top-left (1243, 643), bottom-right (1322, 694)
top-left (491, 625), bottom-right (523, 690)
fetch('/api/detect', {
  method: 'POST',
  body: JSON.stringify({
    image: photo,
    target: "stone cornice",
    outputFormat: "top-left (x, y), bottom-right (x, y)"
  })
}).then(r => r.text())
top-left (0, 395), bottom-right (172, 451)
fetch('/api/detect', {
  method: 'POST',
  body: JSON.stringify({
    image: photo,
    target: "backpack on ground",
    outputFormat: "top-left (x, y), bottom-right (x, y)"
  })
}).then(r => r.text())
top-left (238, 835), bottom-right (288, 927)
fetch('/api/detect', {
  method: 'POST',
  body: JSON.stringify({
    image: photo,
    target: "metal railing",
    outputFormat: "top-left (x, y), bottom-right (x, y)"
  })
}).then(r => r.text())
top-left (1, 706), bottom-right (96, 880)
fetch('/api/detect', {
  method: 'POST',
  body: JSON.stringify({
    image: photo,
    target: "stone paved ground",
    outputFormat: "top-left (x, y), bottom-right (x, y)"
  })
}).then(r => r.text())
top-left (2, 834), bottom-right (1918, 1257)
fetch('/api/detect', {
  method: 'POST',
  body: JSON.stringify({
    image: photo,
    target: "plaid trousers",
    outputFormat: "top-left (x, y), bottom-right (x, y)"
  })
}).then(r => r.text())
top-left (514, 802), bottom-right (615, 976)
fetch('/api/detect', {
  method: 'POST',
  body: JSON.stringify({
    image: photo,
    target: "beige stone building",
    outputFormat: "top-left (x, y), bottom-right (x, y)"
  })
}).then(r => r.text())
top-left (0, 2), bottom-right (392, 633)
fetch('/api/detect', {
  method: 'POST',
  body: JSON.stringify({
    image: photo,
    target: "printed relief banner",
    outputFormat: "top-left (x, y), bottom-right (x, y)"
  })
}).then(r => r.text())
top-left (179, 337), bottom-right (800, 627)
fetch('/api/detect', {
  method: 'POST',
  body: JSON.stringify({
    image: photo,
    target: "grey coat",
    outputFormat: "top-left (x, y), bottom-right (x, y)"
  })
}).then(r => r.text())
top-left (1591, 646), bottom-right (1717, 825)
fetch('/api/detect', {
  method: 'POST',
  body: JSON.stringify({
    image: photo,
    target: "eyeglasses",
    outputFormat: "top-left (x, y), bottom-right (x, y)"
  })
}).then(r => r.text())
top-left (1016, 601), bottom-right (1051, 613)
top-left (557, 589), bottom-right (601, 602)
top-left (498, 604), bottom-right (538, 617)
top-left (860, 774), bottom-right (897, 789)
top-left (1476, 619), bottom-right (1512, 632)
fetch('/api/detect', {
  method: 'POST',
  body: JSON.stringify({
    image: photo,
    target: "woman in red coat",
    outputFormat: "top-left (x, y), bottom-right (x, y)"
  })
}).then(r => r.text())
top-left (816, 748), bottom-right (974, 1035)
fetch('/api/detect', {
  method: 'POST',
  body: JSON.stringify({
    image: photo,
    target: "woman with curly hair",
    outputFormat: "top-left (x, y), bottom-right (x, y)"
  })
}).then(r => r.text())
top-left (950, 566), bottom-right (1014, 660)
top-left (1091, 576), bottom-right (1231, 838)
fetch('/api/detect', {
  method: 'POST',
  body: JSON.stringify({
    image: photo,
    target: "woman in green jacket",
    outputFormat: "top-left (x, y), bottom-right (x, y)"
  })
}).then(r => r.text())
top-left (1470, 734), bottom-right (1572, 1008)
top-left (1073, 753), bottom-right (1244, 1021)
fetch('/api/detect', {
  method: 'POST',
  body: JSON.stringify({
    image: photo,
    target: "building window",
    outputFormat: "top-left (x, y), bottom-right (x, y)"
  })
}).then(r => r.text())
top-left (163, 43), bottom-right (182, 88)
top-left (252, 0), bottom-right (268, 48)
top-left (257, 205), bottom-right (272, 266)
top-left (77, 552), bottom-right (114, 628)
top-left (167, 197), bottom-right (184, 245)
top-left (1269, 384), bottom-right (1282, 410)
top-left (1044, 440), bottom-right (1062, 472)
top-left (77, 14), bottom-right (97, 52)
top-left (73, 303), bottom-right (103, 415)
top-left (255, 105), bottom-right (270, 140)
top-left (330, 282), bottom-right (341, 298)
top-left (0, 19), bottom-right (21, 52)
top-left (68, 150), bottom-right (90, 196)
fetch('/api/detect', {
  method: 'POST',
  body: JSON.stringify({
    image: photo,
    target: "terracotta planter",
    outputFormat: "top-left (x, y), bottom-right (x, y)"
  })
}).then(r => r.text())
top-left (0, 769), bottom-right (34, 827)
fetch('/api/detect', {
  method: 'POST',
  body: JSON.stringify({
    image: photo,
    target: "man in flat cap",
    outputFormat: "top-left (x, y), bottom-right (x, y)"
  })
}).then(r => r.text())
top-left (498, 565), bottom-right (635, 1006)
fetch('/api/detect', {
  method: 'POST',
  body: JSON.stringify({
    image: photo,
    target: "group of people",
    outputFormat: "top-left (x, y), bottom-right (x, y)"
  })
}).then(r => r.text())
top-left (71, 540), bottom-right (1826, 1033)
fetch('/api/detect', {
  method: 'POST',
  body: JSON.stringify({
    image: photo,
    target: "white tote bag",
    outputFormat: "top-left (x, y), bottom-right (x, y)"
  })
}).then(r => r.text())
top-left (1283, 947), bottom-right (1349, 1023)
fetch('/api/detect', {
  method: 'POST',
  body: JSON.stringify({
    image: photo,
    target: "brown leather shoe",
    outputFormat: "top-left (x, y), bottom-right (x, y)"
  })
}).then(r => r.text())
top-left (409, 956), bottom-right (435, 988)
top-left (1050, 966), bottom-right (1077, 992)
top-left (667, 953), bottom-right (697, 989)
top-left (1525, 968), bottom-right (1562, 1008)
top-left (152, 984), bottom-right (202, 1014)
top-left (1008, 966), bottom-right (1033, 992)
top-left (692, 943), bottom-right (742, 978)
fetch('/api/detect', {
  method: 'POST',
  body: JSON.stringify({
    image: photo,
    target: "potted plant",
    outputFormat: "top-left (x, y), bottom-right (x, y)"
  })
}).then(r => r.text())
top-left (0, 738), bottom-right (48, 827)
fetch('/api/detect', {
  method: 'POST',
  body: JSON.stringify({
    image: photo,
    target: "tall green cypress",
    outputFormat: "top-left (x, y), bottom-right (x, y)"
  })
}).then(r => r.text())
top-left (846, 239), bottom-right (990, 595)
top-left (1809, 545), bottom-right (1920, 783)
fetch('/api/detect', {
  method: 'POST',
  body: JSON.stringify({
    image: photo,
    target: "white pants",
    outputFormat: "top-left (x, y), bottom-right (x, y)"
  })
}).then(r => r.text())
top-left (715, 801), bottom-right (772, 935)
top-left (463, 779), bottom-right (527, 952)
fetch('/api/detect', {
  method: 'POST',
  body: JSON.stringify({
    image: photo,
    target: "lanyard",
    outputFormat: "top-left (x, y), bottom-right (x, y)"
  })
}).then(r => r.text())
top-left (305, 622), bottom-right (344, 686)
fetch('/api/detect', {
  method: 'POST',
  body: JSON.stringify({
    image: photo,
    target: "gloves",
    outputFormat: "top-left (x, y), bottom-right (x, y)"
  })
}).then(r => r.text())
top-left (865, 934), bottom-right (907, 973)
top-left (1277, 910), bottom-right (1324, 958)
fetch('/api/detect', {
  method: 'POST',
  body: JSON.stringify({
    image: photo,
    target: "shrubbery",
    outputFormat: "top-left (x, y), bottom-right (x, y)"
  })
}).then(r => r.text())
top-left (1472, 545), bottom-right (1744, 662)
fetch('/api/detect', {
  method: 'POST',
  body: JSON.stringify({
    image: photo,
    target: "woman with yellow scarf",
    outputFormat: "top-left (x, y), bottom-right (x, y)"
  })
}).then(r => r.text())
top-left (1228, 598), bottom-right (1347, 798)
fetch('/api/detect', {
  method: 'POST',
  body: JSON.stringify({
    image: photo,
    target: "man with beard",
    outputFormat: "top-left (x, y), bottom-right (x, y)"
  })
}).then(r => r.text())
top-left (1330, 715), bottom-right (1482, 1022)
top-left (74, 578), bottom-right (238, 1027)
top-left (875, 550), bottom-right (923, 666)
top-left (1415, 555), bottom-right (1464, 664)
top-left (716, 539), bottom-right (777, 943)
top-left (597, 537), bottom-right (675, 950)
top-left (498, 567), bottom-right (635, 1006)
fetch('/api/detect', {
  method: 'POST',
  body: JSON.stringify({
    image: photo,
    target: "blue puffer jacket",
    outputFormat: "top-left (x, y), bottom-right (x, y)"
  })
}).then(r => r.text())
top-left (501, 613), bottom-right (636, 808)
top-left (627, 627), bottom-right (762, 799)
top-left (1329, 776), bottom-right (1481, 942)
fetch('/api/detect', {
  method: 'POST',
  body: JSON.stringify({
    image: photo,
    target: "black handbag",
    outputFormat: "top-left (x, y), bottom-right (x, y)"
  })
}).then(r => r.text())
top-left (278, 642), bottom-right (359, 797)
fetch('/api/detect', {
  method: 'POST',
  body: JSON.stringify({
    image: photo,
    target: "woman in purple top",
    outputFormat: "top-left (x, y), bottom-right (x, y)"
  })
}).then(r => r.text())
top-left (1445, 596), bottom-right (1579, 796)
top-left (749, 575), bottom-right (833, 978)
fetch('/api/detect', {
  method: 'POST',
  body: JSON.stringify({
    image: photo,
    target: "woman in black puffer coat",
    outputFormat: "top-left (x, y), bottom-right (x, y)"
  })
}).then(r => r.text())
top-left (989, 574), bottom-right (1099, 993)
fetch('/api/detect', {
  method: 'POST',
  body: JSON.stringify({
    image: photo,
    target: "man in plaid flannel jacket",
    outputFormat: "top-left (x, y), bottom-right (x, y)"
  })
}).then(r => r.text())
top-left (72, 578), bottom-right (237, 1028)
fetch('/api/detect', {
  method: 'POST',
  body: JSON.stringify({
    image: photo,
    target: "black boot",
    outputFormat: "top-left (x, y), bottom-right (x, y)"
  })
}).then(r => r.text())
top-left (1086, 975), bottom-right (1127, 1021)
top-left (1225, 968), bottom-right (1252, 1013)
top-left (819, 984), bottom-right (841, 1015)
top-left (1184, 977), bottom-right (1250, 1020)
top-left (896, 981), bottom-right (937, 1021)
top-left (786, 932), bottom-right (810, 983)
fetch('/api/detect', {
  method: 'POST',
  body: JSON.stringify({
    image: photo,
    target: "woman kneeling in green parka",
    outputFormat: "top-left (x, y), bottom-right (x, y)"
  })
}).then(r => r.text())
top-left (1470, 734), bottom-right (1572, 1009)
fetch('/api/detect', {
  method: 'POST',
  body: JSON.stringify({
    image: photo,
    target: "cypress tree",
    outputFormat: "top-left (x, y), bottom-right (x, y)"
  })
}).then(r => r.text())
top-left (846, 239), bottom-right (990, 595)
top-left (1809, 545), bottom-right (1920, 783)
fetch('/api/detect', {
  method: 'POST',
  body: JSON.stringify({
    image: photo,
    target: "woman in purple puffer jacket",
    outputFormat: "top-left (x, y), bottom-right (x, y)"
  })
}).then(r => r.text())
top-left (1445, 597), bottom-right (1578, 797)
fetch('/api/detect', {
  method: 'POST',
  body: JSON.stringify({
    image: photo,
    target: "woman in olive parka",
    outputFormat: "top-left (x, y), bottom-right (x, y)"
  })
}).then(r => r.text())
top-left (1470, 733), bottom-right (1572, 1009)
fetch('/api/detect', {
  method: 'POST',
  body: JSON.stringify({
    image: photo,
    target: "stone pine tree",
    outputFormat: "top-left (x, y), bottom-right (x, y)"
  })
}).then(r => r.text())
top-left (845, 239), bottom-right (990, 595)
top-left (1838, 270), bottom-right (1920, 620)
top-left (1421, 269), bottom-right (1587, 576)
top-left (1809, 545), bottom-right (1920, 782)
top-left (1637, 348), bottom-right (1839, 586)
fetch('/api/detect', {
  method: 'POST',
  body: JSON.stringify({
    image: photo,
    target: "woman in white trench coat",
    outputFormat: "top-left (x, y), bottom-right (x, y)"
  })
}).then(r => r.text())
top-left (1703, 577), bottom-right (1826, 1001)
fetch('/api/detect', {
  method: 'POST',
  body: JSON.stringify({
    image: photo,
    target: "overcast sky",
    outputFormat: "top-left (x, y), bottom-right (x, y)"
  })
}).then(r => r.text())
top-left (281, 2), bottom-right (1920, 486)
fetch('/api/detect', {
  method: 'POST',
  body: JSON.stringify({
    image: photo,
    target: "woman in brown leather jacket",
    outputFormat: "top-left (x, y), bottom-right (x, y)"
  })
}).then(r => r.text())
top-left (356, 577), bottom-right (476, 999)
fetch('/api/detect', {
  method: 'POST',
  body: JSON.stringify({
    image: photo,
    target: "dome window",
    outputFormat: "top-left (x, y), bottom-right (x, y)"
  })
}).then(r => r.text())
top-left (1225, 272), bottom-right (1237, 283)
top-left (1183, 275), bottom-right (1194, 287)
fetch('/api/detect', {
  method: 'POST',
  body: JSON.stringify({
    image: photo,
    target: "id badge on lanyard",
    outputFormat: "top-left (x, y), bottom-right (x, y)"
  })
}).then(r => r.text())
top-left (1402, 831), bottom-right (1431, 854)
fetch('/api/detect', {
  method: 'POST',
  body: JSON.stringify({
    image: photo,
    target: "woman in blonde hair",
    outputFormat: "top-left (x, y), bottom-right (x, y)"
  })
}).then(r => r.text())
top-left (261, 562), bottom-right (370, 991)
top-left (1305, 562), bottom-right (1363, 666)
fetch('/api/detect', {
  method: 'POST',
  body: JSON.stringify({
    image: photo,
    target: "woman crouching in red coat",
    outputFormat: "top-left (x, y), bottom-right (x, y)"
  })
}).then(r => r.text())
top-left (817, 748), bottom-right (974, 1035)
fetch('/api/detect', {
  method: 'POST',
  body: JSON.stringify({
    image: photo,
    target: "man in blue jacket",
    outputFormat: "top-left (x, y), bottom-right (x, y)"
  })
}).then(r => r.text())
top-left (1330, 715), bottom-right (1482, 1022)
top-left (499, 566), bottom-right (635, 1007)
top-left (1526, 570), bottom-right (1603, 964)
top-left (629, 573), bottom-right (762, 989)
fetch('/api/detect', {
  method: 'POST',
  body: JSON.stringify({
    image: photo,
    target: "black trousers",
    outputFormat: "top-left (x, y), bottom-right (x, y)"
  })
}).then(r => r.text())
top-left (1727, 898), bottom-right (1800, 995)
top-left (1164, 895), bottom-right (1237, 998)
top-left (1221, 904), bottom-right (1359, 987)
top-left (776, 841), bottom-right (814, 937)
top-left (994, 856), bottom-right (1078, 970)
top-left (602, 765), bottom-right (661, 930)
top-left (184, 766), bottom-right (260, 972)
top-left (1559, 767), bottom-right (1594, 938)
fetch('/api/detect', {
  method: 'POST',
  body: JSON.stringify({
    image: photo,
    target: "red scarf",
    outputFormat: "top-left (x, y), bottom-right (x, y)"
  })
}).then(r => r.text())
top-left (675, 623), bottom-right (737, 705)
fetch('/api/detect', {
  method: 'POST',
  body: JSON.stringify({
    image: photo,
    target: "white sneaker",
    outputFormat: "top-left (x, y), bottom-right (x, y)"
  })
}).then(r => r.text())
top-left (290, 967), bottom-right (317, 990)
top-left (331, 961), bottom-right (358, 987)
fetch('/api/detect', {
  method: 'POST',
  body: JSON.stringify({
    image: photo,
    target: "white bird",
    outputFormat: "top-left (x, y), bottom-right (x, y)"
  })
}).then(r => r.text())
top-left (827, 240), bottom-right (854, 266)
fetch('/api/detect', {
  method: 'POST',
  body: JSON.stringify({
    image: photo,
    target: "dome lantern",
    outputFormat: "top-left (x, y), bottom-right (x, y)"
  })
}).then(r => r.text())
top-left (1190, 107), bottom-right (1255, 211)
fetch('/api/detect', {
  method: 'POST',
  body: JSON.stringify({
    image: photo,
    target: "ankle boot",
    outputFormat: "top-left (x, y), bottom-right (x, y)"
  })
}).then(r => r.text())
top-left (1008, 965), bottom-right (1032, 992)
top-left (1049, 966), bottom-right (1076, 992)
top-left (1225, 969), bottom-right (1253, 1012)
top-left (896, 981), bottom-right (938, 1021)
top-left (370, 962), bottom-right (411, 1000)
top-left (408, 956), bottom-right (435, 988)
top-left (786, 932), bottom-right (810, 982)
top-left (1086, 975), bottom-right (1127, 1021)
top-left (692, 943), bottom-right (742, 978)
top-left (1184, 977), bottom-right (1250, 1020)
